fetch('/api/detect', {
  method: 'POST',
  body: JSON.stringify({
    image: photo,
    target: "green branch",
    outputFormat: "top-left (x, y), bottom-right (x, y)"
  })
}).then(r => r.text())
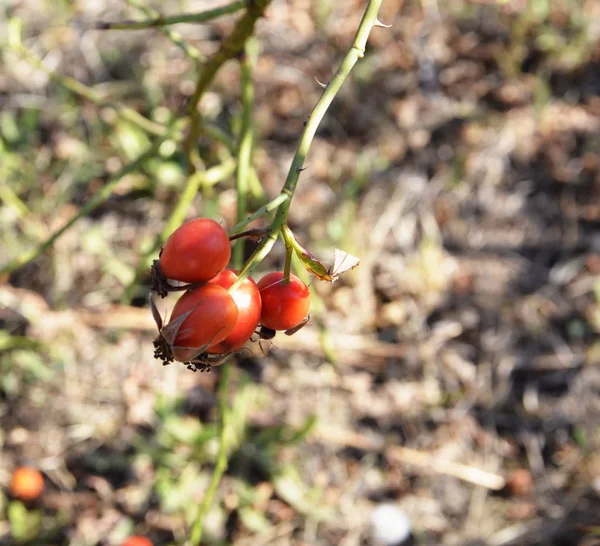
top-left (126, 0), bottom-right (203, 62)
top-left (183, 0), bottom-right (271, 175)
top-left (96, 0), bottom-right (247, 30)
top-left (228, 193), bottom-right (290, 236)
top-left (188, 363), bottom-right (232, 546)
top-left (230, 0), bottom-right (385, 291)
top-left (232, 39), bottom-right (257, 268)
top-left (273, 0), bottom-right (384, 227)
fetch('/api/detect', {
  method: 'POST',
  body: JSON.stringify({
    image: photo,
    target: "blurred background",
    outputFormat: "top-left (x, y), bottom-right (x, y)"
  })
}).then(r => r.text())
top-left (1, 0), bottom-right (600, 544)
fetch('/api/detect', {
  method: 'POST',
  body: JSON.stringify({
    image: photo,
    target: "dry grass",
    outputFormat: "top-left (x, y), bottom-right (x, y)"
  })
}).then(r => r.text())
top-left (1, 0), bottom-right (599, 545)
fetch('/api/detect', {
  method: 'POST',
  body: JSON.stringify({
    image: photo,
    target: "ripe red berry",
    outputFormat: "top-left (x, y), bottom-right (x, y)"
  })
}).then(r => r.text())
top-left (121, 537), bottom-right (153, 546)
top-left (257, 272), bottom-right (311, 331)
top-left (167, 284), bottom-right (238, 362)
top-left (159, 218), bottom-right (231, 283)
top-left (10, 467), bottom-right (44, 501)
top-left (207, 269), bottom-right (262, 353)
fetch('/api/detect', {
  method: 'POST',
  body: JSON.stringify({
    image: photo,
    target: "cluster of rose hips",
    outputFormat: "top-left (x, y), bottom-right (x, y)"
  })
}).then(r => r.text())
top-left (150, 218), bottom-right (311, 371)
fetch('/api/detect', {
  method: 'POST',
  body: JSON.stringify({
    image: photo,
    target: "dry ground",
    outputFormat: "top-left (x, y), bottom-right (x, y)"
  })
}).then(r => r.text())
top-left (1, 0), bottom-right (599, 545)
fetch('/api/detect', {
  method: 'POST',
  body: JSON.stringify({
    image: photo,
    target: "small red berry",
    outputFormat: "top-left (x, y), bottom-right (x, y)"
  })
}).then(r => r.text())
top-left (121, 537), bottom-right (153, 546)
top-left (159, 218), bottom-right (231, 283)
top-left (207, 269), bottom-right (262, 353)
top-left (167, 284), bottom-right (238, 362)
top-left (257, 272), bottom-right (311, 331)
top-left (10, 467), bottom-right (44, 501)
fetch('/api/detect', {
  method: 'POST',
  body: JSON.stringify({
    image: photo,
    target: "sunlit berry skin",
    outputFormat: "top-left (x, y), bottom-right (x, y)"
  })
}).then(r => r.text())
top-left (257, 272), bottom-right (311, 331)
top-left (207, 269), bottom-right (261, 353)
top-left (121, 537), bottom-right (153, 546)
top-left (168, 284), bottom-right (238, 362)
top-left (159, 218), bottom-right (231, 283)
top-left (10, 467), bottom-right (44, 501)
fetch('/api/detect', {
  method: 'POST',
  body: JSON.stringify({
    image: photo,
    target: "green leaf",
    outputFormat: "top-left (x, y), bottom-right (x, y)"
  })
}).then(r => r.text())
top-left (8, 501), bottom-right (41, 542)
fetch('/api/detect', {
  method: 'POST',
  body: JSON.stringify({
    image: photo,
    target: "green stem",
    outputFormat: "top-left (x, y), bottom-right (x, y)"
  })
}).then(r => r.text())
top-left (228, 193), bottom-right (290, 236)
top-left (188, 363), bottom-right (232, 546)
top-left (126, 0), bottom-right (203, 62)
top-left (231, 229), bottom-right (279, 289)
top-left (280, 226), bottom-right (294, 284)
top-left (232, 40), bottom-right (256, 269)
top-left (96, 0), bottom-right (247, 30)
top-left (183, 0), bottom-right (271, 176)
top-left (229, 0), bottom-right (384, 292)
top-left (273, 0), bottom-right (383, 229)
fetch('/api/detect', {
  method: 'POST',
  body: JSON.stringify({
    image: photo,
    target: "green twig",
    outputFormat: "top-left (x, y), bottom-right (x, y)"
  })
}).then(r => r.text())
top-left (188, 364), bottom-right (232, 546)
top-left (96, 0), bottom-right (247, 30)
top-left (281, 225), bottom-right (294, 283)
top-left (232, 39), bottom-right (256, 269)
top-left (227, 192), bottom-right (290, 235)
top-left (183, 0), bottom-right (271, 175)
top-left (273, 0), bottom-right (384, 228)
top-left (126, 0), bottom-right (203, 62)
top-left (230, 0), bottom-right (385, 291)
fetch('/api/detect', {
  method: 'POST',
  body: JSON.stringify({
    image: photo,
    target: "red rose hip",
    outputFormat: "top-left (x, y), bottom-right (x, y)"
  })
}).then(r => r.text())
top-left (167, 284), bottom-right (238, 362)
top-left (159, 218), bottom-right (231, 283)
top-left (207, 269), bottom-right (262, 353)
top-left (257, 272), bottom-right (311, 331)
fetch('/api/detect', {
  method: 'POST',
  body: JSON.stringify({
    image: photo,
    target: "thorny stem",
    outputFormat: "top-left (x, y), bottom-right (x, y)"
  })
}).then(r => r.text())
top-left (272, 0), bottom-right (384, 229)
top-left (96, 0), bottom-right (247, 30)
top-left (183, 0), bottom-right (271, 176)
top-left (232, 39), bottom-right (256, 269)
top-left (188, 363), bottom-right (232, 546)
top-left (229, 0), bottom-right (385, 292)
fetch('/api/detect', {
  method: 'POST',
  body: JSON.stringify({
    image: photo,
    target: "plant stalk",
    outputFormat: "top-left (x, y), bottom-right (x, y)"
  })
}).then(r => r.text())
top-left (96, 0), bottom-right (247, 30)
top-left (183, 0), bottom-right (271, 176)
top-left (229, 0), bottom-right (385, 291)
top-left (233, 40), bottom-right (256, 268)
top-left (188, 363), bottom-right (232, 546)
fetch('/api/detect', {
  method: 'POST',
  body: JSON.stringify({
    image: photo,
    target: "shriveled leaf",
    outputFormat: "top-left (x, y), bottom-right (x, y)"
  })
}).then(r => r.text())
top-left (292, 241), bottom-right (333, 281)
top-left (328, 248), bottom-right (360, 281)
top-left (150, 296), bottom-right (163, 330)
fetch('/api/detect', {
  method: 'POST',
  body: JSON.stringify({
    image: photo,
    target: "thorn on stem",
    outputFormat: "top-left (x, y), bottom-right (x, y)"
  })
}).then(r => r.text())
top-left (374, 18), bottom-right (392, 28)
top-left (296, 166), bottom-right (307, 174)
top-left (315, 77), bottom-right (327, 89)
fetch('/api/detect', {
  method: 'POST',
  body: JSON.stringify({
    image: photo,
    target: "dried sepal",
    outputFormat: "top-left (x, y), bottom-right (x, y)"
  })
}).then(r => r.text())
top-left (151, 259), bottom-right (170, 298)
top-left (283, 225), bottom-right (360, 282)
top-left (150, 295), bottom-right (164, 330)
top-left (151, 296), bottom-right (228, 371)
top-left (284, 314), bottom-right (310, 336)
